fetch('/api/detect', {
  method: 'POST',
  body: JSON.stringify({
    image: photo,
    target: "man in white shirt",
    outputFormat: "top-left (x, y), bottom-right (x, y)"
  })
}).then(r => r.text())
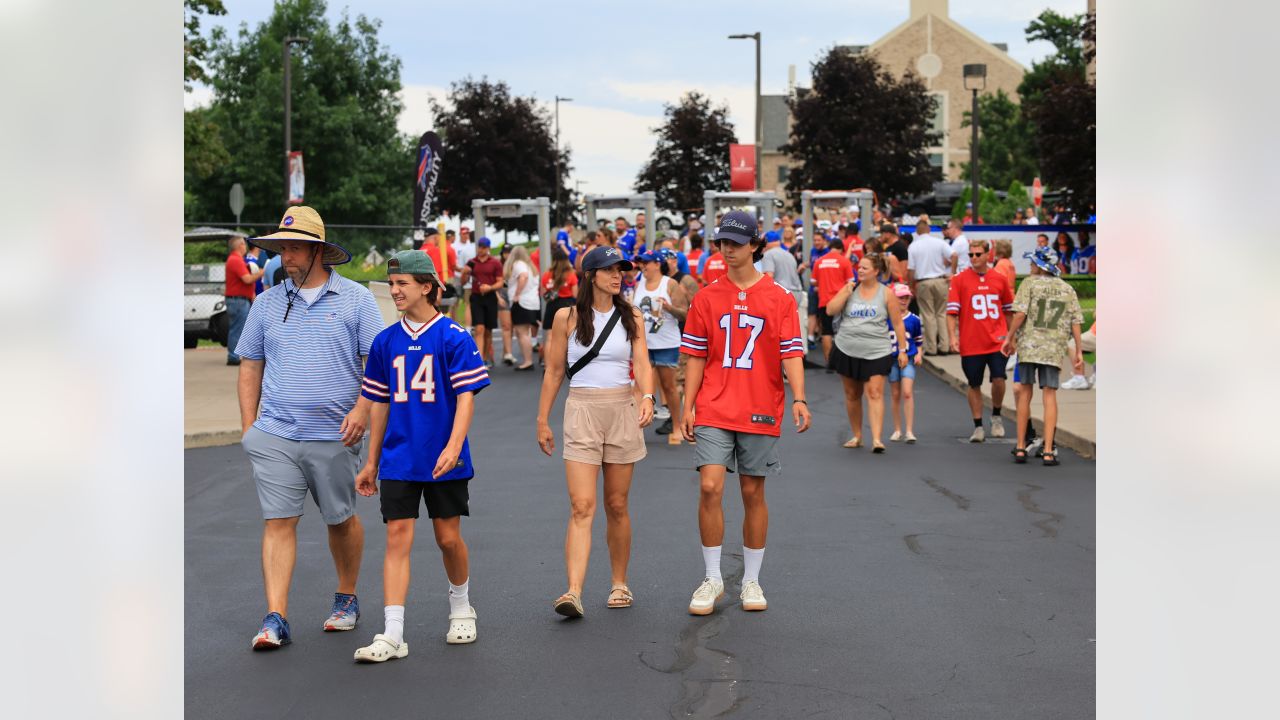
top-left (943, 219), bottom-right (971, 274)
top-left (452, 226), bottom-right (477, 326)
top-left (906, 219), bottom-right (954, 355)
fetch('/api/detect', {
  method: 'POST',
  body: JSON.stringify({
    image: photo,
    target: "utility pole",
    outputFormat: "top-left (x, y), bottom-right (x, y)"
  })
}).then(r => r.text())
top-left (554, 95), bottom-right (573, 225)
top-left (728, 33), bottom-right (762, 191)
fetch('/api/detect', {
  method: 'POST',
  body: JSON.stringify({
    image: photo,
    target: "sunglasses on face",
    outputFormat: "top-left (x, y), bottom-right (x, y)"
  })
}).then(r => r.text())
top-left (968, 252), bottom-right (985, 257)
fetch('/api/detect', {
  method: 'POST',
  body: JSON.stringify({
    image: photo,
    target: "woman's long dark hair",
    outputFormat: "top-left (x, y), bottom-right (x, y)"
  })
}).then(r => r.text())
top-left (573, 268), bottom-right (639, 346)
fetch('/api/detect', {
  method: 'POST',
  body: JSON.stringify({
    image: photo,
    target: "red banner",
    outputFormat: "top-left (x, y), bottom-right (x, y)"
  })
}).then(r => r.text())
top-left (730, 144), bottom-right (755, 191)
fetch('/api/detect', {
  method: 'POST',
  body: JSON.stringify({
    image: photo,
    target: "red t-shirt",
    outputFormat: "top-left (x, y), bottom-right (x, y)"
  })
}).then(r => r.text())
top-left (946, 268), bottom-right (1015, 355)
top-left (680, 276), bottom-right (803, 437)
top-left (686, 248), bottom-right (703, 279)
top-left (813, 252), bottom-right (854, 307)
top-left (225, 252), bottom-right (256, 300)
top-left (702, 253), bottom-right (727, 285)
top-left (419, 240), bottom-right (458, 277)
top-left (541, 269), bottom-right (578, 299)
top-left (844, 236), bottom-right (864, 263)
top-left (466, 255), bottom-right (504, 292)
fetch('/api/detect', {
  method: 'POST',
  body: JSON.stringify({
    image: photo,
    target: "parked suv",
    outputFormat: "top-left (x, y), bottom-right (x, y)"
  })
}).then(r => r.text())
top-left (185, 263), bottom-right (228, 349)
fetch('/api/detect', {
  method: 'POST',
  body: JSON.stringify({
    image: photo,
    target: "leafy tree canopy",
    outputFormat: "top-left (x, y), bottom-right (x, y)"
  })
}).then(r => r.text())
top-left (635, 91), bottom-right (736, 211)
top-left (958, 89), bottom-right (1038, 191)
top-left (427, 77), bottom-right (570, 233)
top-left (781, 48), bottom-right (940, 209)
top-left (185, 0), bottom-right (226, 89)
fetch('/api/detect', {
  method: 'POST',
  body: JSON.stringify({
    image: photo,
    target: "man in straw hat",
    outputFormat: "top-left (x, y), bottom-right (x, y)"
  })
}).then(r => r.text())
top-left (235, 206), bottom-right (387, 650)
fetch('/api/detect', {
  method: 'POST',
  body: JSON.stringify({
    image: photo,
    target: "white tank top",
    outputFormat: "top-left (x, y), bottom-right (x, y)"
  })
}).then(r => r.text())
top-left (631, 276), bottom-right (681, 350)
top-left (566, 307), bottom-right (634, 389)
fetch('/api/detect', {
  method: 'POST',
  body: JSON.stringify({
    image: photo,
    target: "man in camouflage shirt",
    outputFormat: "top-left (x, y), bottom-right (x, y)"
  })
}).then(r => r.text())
top-left (1002, 247), bottom-right (1083, 465)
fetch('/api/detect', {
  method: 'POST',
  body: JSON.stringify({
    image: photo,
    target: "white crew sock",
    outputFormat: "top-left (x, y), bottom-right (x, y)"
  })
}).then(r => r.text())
top-left (384, 605), bottom-right (405, 644)
top-left (448, 579), bottom-right (470, 615)
top-left (702, 545), bottom-right (722, 581)
top-left (743, 546), bottom-right (765, 585)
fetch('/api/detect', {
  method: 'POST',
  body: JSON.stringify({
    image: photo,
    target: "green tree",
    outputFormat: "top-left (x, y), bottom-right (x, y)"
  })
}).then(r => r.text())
top-left (1017, 9), bottom-right (1087, 109)
top-left (184, 108), bottom-right (230, 187)
top-left (185, 0), bottom-right (227, 89)
top-left (428, 77), bottom-right (570, 233)
top-left (187, 0), bottom-right (411, 255)
top-left (635, 91), bottom-right (736, 211)
top-left (781, 48), bottom-right (940, 209)
top-left (958, 90), bottom-right (1038, 191)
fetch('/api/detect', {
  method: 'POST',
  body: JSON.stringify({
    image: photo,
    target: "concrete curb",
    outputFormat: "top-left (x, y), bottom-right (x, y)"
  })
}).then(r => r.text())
top-left (921, 357), bottom-right (1096, 459)
top-left (185, 430), bottom-right (242, 450)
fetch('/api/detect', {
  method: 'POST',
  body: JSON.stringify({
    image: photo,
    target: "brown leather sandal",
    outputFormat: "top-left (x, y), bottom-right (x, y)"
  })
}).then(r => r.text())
top-left (553, 591), bottom-right (584, 618)
top-left (606, 585), bottom-right (633, 609)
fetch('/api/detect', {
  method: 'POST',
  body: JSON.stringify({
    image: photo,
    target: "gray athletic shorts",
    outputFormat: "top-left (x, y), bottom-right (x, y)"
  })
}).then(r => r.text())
top-left (1017, 362), bottom-right (1061, 389)
top-left (693, 426), bottom-right (781, 477)
top-left (242, 426), bottom-right (362, 525)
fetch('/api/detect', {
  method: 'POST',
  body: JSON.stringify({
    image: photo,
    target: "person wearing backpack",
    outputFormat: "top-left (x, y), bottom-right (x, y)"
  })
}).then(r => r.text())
top-left (535, 246), bottom-right (656, 618)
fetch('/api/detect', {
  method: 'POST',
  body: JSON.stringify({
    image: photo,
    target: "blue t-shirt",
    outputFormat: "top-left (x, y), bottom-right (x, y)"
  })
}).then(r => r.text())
top-left (675, 251), bottom-right (690, 275)
top-left (808, 246), bottom-right (830, 268)
top-left (617, 229), bottom-right (638, 256)
top-left (261, 254), bottom-right (283, 288)
top-left (888, 311), bottom-right (924, 358)
top-left (246, 254), bottom-right (265, 295)
top-left (1070, 245), bottom-right (1095, 275)
top-left (360, 314), bottom-right (491, 482)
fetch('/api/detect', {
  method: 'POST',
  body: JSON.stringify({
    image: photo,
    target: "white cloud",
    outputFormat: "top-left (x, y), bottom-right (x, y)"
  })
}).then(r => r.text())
top-left (183, 84), bottom-right (213, 111)
top-left (606, 80), bottom-right (756, 144)
top-left (395, 83), bottom-right (450, 137)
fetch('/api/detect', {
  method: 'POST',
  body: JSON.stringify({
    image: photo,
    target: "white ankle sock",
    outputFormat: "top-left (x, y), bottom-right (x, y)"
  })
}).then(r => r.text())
top-left (702, 545), bottom-right (722, 581)
top-left (384, 605), bottom-right (405, 644)
top-left (743, 546), bottom-right (765, 585)
top-left (448, 579), bottom-right (470, 615)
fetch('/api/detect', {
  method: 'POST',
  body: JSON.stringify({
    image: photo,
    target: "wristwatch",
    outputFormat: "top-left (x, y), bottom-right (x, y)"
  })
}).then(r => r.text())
top-left (641, 394), bottom-right (657, 404)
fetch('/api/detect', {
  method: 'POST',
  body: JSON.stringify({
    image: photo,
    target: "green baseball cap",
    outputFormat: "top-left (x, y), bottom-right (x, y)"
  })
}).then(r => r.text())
top-left (387, 250), bottom-right (437, 277)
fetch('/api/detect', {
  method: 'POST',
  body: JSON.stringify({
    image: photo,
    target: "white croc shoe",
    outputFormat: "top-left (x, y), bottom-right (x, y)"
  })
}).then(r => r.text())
top-left (353, 634), bottom-right (407, 663)
top-left (688, 577), bottom-right (725, 616)
top-left (447, 606), bottom-right (478, 645)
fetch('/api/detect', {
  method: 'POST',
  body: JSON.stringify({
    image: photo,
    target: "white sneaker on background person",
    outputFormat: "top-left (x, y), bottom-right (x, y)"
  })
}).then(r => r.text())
top-left (654, 404), bottom-right (671, 421)
top-left (990, 416), bottom-right (1005, 438)
top-left (1061, 374), bottom-right (1089, 390)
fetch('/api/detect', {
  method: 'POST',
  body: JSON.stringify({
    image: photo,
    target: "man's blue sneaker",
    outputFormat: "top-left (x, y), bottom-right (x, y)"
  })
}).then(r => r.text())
top-left (323, 592), bottom-right (360, 631)
top-left (251, 612), bottom-right (291, 650)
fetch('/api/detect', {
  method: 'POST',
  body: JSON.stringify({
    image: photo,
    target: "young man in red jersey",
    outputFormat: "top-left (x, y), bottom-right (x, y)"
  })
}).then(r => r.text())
top-left (946, 238), bottom-right (1015, 442)
top-left (811, 238), bottom-right (854, 371)
top-left (679, 210), bottom-right (811, 616)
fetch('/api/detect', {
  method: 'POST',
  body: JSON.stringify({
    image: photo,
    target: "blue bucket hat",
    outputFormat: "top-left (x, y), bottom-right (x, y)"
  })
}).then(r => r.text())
top-left (1031, 246), bottom-right (1061, 276)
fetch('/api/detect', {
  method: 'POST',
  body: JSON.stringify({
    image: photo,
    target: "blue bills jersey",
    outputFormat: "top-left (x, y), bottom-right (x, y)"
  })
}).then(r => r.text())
top-left (361, 314), bottom-right (490, 482)
top-left (888, 311), bottom-right (924, 358)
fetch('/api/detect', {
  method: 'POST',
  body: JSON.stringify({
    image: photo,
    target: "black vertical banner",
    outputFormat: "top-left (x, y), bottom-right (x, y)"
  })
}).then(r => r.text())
top-left (413, 131), bottom-right (444, 229)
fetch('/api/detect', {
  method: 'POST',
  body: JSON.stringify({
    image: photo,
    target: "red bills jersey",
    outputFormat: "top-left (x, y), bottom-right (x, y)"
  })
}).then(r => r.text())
top-left (702, 253), bottom-right (727, 285)
top-left (946, 268), bottom-right (1014, 355)
top-left (680, 275), bottom-right (803, 436)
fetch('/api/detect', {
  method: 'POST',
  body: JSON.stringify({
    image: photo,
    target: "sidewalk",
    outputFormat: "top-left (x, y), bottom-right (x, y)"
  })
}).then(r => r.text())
top-left (185, 348), bottom-right (244, 448)
top-left (921, 354), bottom-right (1096, 458)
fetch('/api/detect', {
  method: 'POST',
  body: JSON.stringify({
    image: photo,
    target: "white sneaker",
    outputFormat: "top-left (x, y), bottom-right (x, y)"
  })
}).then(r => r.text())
top-left (502, 353), bottom-right (515, 366)
top-left (990, 416), bottom-right (1005, 438)
top-left (688, 577), bottom-right (725, 616)
top-left (1061, 374), bottom-right (1089, 390)
top-left (1088, 372), bottom-right (1096, 388)
top-left (740, 581), bottom-right (767, 612)
top-left (890, 430), bottom-right (902, 442)
top-left (905, 432), bottom-right (917, 444)
top-left (969, 426), bottom-right (985, 443)
top-left (655, 405), bottom-right (671, 421)
top-left (1026, 437), bottom-right (1044, 457)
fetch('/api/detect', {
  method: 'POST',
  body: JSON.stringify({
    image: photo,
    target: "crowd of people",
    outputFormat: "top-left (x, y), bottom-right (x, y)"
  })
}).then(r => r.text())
top-left (222, 201), bottom-right (1094, 664)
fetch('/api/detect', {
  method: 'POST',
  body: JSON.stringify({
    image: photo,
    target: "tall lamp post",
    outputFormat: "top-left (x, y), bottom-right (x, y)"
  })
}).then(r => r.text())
top-left (283, 36), bottom-right (309, 211)
top-left (963, 63), bottom-right (986, 224)
top-left (728, 32), bottom-right (762, 191)
top-left (554, 95), bottom-right (573, 225)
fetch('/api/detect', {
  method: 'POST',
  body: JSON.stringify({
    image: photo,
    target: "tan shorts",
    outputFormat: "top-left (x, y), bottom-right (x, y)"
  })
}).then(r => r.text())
top-left (562, 385), bottom-right (647, 466)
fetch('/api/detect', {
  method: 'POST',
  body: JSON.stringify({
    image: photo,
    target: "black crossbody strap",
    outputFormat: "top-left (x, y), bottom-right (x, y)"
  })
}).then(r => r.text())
top-left (567, 309), bottom-right (622, 379)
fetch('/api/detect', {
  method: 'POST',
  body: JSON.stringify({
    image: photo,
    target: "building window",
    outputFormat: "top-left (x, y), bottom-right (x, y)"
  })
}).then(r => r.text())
top-left (928, 91), bottom-right (947, 146)
top-left (778, 165), bottom-right (790, 183)
top-left (928, 153), bottom-right (943, 168)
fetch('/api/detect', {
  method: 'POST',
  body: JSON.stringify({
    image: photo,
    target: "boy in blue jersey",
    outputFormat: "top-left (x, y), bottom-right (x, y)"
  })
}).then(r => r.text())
top-left (352, 250), bottom-right (490, 663)
top-left (886, 284), bottom-right (924, 442)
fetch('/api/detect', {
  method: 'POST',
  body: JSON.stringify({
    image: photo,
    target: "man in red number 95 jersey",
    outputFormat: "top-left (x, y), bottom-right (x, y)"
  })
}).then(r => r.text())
top-left (679, 210), bottom-right (811, 617)
top-left (946, 238), bottom-right (1014, 443)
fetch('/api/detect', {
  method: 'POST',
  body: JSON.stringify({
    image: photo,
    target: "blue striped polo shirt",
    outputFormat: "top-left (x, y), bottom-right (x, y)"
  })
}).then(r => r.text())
top-left (235, 270), bottom-right (388, 441)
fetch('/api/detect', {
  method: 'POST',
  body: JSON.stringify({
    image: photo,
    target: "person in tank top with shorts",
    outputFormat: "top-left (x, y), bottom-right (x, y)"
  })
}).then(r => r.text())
top-left (825, 254), bottom-right (910, 453)
top-left (535, 246), bottom-right (655, 618)
top-left (632, 250), bottom-right (689, 444)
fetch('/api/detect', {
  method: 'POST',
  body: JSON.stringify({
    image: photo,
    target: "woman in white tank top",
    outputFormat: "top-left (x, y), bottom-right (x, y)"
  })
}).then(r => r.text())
top-left (631, 251), bottom-right (689, 444)
top-left (535, 246), bottom-right (655, 618)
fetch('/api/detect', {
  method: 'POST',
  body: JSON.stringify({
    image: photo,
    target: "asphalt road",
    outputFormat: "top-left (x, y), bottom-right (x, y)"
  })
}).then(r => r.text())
top-left (185, 362), bottom-right (1094, 719)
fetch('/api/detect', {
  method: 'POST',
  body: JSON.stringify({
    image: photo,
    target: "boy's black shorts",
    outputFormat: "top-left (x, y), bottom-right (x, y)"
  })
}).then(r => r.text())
top-left (380, 479), bottom-right (470, 521)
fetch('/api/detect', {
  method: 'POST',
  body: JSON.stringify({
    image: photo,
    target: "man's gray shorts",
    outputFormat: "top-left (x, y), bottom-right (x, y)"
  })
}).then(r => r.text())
top-left (693, 426), bottom-right (781, 477)
top-left (242, 426), bottom-right (361, 525)
top-left (1017, 362), bottom-right (1060, 390)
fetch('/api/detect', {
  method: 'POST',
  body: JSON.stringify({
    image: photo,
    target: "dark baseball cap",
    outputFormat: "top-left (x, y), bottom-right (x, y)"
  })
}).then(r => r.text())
top-left (423, 227), bottom-right (439, 238)
top-left (879, 223), bottom-right (898, 236)
top-left (582, 245), bottom-right (633, 272)
top-left (714, 210), bottom-right (758, 245)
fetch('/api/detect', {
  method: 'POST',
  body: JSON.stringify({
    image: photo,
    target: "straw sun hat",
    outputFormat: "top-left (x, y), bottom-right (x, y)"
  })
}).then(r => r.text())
top-left (248, 206), bottom-right (351, 266)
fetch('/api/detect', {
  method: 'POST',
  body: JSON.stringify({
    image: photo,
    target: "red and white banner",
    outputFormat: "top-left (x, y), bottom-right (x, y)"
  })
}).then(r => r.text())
top-left (287, 151), bottom-right (305, 205)
top-left (729, 144), bottom-right (755, 191)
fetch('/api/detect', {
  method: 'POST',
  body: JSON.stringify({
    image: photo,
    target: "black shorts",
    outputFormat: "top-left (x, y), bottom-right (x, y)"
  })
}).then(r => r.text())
top-left (961, 352), bottom-right (1008, 388)
top-left (807, 287), bottom-right (820, 317)
top-left (380, 479), bottom-right (470, 521)
top-left (511, 304), bottom-right (540, 327)
top-left (828, 346), bottom-right (893, 380)
top-left (819, 312), bottom-right (836, 337)
top-left (471, 292), bottom-right (499, 330)
top-left (544, 297), bottom-right (574, 329)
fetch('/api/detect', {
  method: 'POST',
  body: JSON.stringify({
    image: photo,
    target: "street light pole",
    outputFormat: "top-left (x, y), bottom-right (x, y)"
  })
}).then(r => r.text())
top-left (963, 64), bottom-right (986, 224)
top-left (554, 95), bottom-right (573, 225)
top-left (283, 36), bottom-right (309, 211)
top-left (729, 32), bottom-right (762, 191)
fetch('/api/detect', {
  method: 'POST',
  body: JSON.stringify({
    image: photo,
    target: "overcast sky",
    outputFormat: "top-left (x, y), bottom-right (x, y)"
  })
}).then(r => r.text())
top-left (186, 0), bottom-right (1083, 195)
